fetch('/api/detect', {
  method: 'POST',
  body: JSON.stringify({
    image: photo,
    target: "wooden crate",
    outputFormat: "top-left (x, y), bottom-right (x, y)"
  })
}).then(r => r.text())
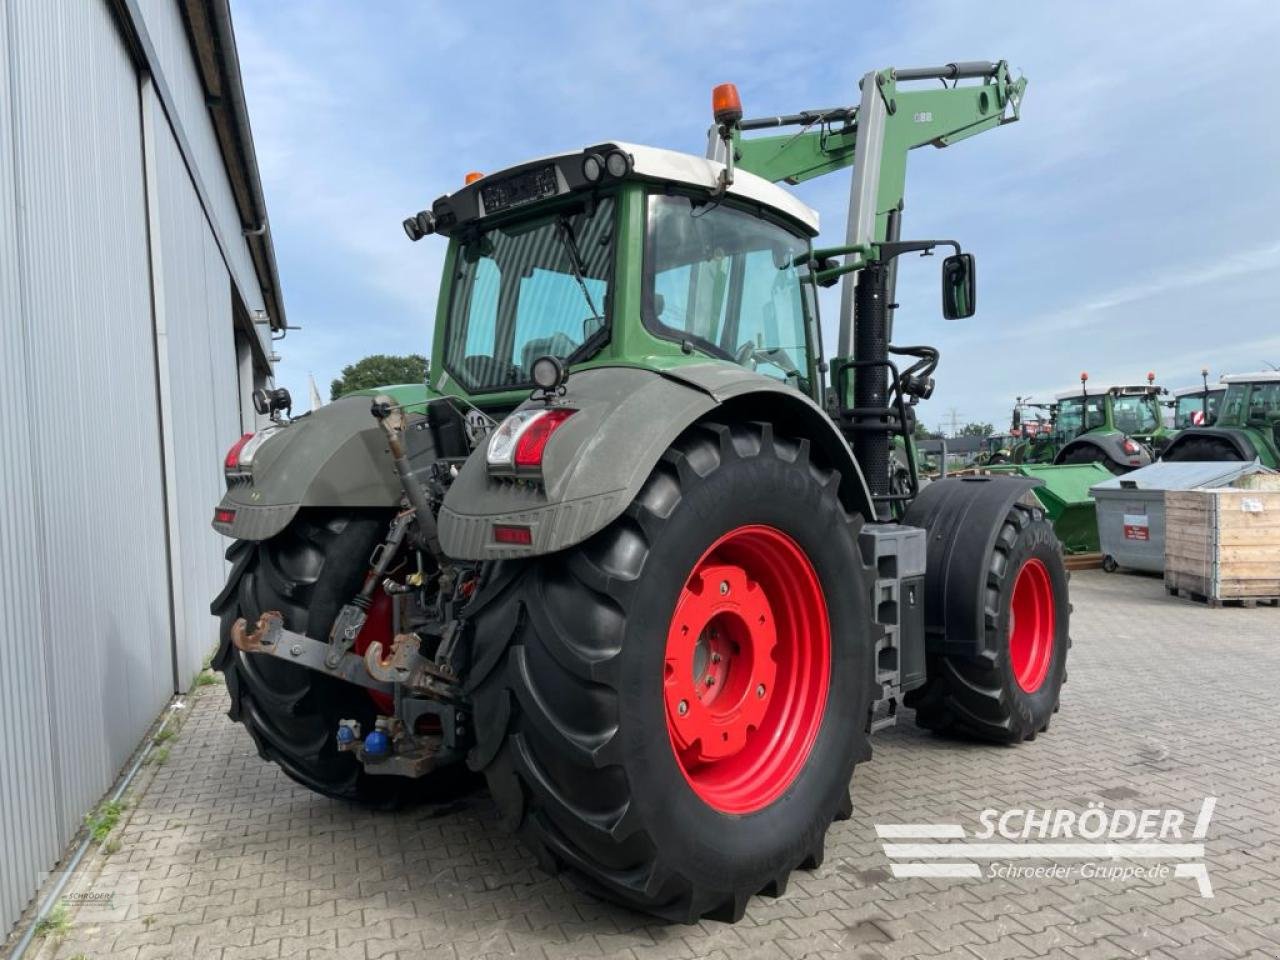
top-left (1164, 475), bottom-right (1280, 605)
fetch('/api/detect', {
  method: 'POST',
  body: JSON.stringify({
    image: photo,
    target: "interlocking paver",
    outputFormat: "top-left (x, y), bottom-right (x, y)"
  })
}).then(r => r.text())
top-left (16, 571), bottom-right (1279, 960)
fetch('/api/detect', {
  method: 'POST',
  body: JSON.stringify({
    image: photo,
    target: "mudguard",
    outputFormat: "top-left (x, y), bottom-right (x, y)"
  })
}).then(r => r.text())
top-left (902, 475), bottom-right (1042, 659)
top-left (438, 363), bottom-right (874, 559)
top-left (1161, 427), bottom-right (1258, 462)
top-left (1054, 433), bottom-right (1148, 471)
top-left (212, 395), bottom-right (404, 541)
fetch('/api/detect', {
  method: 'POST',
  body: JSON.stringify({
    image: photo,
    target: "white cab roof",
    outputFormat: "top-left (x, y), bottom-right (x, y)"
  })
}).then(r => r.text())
top-left (1052, 384), bottom-right (1159, 400)
top-left (1172, 383), bottom-right (1224, 397)
top-left (1222, 371), bottom-right (1280, 384)
top-left (617, 142), bottom-right (820, 234)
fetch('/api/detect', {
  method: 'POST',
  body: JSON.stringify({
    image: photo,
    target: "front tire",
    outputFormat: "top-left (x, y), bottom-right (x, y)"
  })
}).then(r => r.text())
top-left (906, 503), bottom-right (1070, 742)
top-left (465, 421), bottom-right (873, 922)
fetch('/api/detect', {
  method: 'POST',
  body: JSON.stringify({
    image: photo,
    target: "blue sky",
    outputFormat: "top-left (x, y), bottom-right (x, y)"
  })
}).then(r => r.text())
top-left (234, 1), bottom-right (1280, 432)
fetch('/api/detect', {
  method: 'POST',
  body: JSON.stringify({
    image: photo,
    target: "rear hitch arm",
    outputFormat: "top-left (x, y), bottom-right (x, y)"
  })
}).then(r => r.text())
top-left (230, 611), bottom-right (393, 695)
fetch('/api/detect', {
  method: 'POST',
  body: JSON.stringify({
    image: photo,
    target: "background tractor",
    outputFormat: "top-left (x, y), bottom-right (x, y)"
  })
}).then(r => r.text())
top-left (1048, 372), bottom-right (1171, 473)
top-left (1168, 368), bottom-right (1226, 431)
top-left (1008, 397), bottom-right (1057, 464)
top-left (209, 62), bottom-right (1069, 923)
top-left (1162, 371), bottom-right (1280, 467)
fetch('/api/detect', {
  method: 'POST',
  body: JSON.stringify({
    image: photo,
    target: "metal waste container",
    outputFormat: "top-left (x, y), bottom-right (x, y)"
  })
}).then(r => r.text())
top-left (1090, 461), bottom-right (1275, 572)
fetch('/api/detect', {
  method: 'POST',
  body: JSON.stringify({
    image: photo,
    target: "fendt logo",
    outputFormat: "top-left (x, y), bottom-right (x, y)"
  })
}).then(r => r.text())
top-left (876, 797), bottom-right (1217, 897)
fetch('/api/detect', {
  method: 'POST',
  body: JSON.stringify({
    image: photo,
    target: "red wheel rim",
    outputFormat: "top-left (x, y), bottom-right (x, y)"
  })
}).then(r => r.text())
top-left (1008, 558), bottom-right (1055, 693)
top-left (663, 525), bottom-right (830, 814)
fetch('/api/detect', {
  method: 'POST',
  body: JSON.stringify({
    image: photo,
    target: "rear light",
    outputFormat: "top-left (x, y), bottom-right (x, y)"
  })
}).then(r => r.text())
top-left (493, 524), bottom-right (533, 546)
top-left (1122, 439), bottom-right (1140, 455)
top-left (213, 508), bottom-right (236, 525)
top-left (487, 408), bottom-right (576, 472)
top-left (224, 433), bottom-right (253, 470)
top-left (514, 409), bottom-right (575, 466)
top-left (224, 427), bottom-right (280, 473)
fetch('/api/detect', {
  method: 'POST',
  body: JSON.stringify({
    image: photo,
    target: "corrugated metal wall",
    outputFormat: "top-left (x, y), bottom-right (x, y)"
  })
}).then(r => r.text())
top-left (0, 0), bottom-right (63, 933)
top-left (146, 82), bottom-right (241, 687)
top-left (0, 0), bottom-right (270, 933)
top-left (137, 0), bottom-right (264, 317)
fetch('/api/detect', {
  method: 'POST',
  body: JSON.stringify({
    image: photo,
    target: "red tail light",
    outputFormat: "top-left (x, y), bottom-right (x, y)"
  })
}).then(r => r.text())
top-left (213, 508), bottom-right (237, 525)
top-left (493, 524), bottom-right (533, 545)
top-left (513, 409), bottom-right (575, 467)
top-left (224, 433), bottom-right (254, 470)
top-left (1122, 439), bottom-right (1140, 455)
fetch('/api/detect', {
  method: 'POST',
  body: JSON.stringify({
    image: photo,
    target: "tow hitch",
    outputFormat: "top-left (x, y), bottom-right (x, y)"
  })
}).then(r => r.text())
top-left (229, 611), bottom-right (467, 776)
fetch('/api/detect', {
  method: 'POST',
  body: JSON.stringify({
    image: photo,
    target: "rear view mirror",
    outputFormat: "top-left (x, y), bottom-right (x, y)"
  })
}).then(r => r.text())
top-left (942, 253), bottom-right (976, 319)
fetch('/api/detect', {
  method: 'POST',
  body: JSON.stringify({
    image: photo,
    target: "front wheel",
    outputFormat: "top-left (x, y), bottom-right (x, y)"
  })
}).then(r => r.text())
top-left (465, 421), bottom-right (873, 922)
top-left (905, 502), bottom-right (1070, 742)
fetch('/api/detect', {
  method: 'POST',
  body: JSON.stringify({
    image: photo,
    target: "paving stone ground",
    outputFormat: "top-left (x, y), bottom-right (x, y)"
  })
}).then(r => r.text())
top-left (20, 571), bottom-right (1280, 960)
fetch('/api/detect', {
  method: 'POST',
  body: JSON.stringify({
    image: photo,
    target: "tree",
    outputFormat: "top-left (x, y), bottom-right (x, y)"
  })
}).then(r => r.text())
top-left (330, 354), bottom-right (429, 400)
top-left (913, 420), bottom-right (942, 441)
top-left (958, 421), bottom-right (995, 438)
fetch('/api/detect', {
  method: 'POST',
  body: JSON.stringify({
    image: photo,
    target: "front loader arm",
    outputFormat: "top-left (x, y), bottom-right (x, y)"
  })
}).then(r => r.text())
top-left (732, 61), bottom-right (1024, 186)
top-left (711, 60), bottom-right (1026, 518)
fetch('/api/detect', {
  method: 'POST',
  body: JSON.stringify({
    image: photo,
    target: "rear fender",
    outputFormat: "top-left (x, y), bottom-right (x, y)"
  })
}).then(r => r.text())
top-left (1161, 427), bottom-right (1258, 462)
top-left (212, 395), bottom-right (403, 541)
top-left (438, 363), bottom-right (873, 560)
top-left (1055, 433), bottom-right (1147, 469)
top-left (902, 475), bottom-right (1043, 659)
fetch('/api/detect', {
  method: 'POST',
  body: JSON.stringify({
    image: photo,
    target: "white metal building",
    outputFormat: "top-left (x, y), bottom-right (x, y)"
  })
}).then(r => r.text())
top-left (0, 0), bottom-right (284, 934)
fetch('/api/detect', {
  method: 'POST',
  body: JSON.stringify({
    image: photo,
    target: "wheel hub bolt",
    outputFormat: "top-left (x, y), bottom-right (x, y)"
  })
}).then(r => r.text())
top-left (719, 580), bottom-right (729, 595)
top-left (677, 700), bottom-right (689, 715)
top-left (756, 684), bottom-right (766, 698)
top-left (705, 676), bottom-right (715, 687)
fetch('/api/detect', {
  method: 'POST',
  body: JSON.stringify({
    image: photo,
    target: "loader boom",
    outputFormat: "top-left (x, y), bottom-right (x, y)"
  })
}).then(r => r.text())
top-left (709, 61), bottom-right (1026, 515)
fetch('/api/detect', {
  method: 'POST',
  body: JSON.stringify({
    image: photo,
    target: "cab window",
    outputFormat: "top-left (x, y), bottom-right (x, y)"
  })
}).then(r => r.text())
top-left (644, 194), bottom-right (811, 388)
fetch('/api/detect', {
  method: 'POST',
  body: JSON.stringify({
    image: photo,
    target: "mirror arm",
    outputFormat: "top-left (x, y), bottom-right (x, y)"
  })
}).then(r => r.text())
top-left (878, 239), bottom-right (961, 262)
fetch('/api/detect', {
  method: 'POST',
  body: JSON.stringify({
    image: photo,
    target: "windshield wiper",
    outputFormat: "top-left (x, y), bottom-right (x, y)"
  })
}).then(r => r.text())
top-left (555, 216), bottom-right (604, 324)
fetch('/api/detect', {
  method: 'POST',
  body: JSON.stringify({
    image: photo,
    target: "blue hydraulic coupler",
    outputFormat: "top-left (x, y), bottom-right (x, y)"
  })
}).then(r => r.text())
top-left (364, 730), bottom-right (390, 757)
top-left (336, 724), bottom-right (356, 746)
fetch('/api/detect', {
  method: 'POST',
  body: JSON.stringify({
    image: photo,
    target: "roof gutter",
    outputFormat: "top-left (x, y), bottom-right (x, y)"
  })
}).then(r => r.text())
top-left (180, 0), bottom-right (288, 337)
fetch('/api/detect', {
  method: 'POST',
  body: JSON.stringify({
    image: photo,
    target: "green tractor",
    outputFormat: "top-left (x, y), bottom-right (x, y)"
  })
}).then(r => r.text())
top-left (1008, 397), bottom-right (1057, 464)
top-left (975, 433), bottom-right (1016, 466)
top-left (1162, 371), bottom-right (1280, 467)
top-left (1168, 368), bottom-right (1226, 432)
top-left (210, 63), bottom-right (1069, 923)
top-left (1045, 372), bottom-right (1172, 473)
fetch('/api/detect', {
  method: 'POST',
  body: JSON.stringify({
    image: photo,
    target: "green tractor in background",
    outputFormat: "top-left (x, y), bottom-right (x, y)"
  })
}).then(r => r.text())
top-left (1163, 371), bottom-right (1280, 467)
top-left (1168, 367), bottom-right (1226, 431)
top-left (1007, 397), bottom-right (1057, 464)
top-left (974, 433), bottom-right (1016, 466)
top-left (1045, 372), bottom-right (1172, 474)
top-left (209, 63), bottom-right (1070, 923)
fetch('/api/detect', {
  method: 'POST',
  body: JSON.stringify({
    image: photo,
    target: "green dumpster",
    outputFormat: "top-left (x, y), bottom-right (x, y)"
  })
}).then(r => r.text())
top-left (979, 462), bottom-right (1110, 554)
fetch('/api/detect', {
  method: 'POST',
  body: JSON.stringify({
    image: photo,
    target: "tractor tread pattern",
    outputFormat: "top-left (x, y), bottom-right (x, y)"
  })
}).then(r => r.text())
top-left (465, 421), bottom-right (861, 922)
top-left (907, 503), bottom-right (1071, 743)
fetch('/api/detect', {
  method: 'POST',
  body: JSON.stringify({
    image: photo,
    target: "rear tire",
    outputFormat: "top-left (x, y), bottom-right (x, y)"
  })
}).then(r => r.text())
top-left (1057, 444), bottom-right (1127, 475)
top-left (1163, 435), bottom-right (1243, 462)
top-left (905, 503), bottom-right (1070, 743)
top-left (211, 509), bottom-right (472, 807)
top-left (465, 421), bottom-right (873, 922)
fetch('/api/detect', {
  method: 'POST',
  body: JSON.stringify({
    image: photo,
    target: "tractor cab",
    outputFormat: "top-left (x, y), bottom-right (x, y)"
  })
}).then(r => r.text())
top-left (405, 143), bottom-right (823, 413)
top-left (1049, 375), bottom-right (1170, 473)
top-left (1171, 381), bottom-right (1225, 429)
top-left (1163, 372), bottom-right (1280, 467)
